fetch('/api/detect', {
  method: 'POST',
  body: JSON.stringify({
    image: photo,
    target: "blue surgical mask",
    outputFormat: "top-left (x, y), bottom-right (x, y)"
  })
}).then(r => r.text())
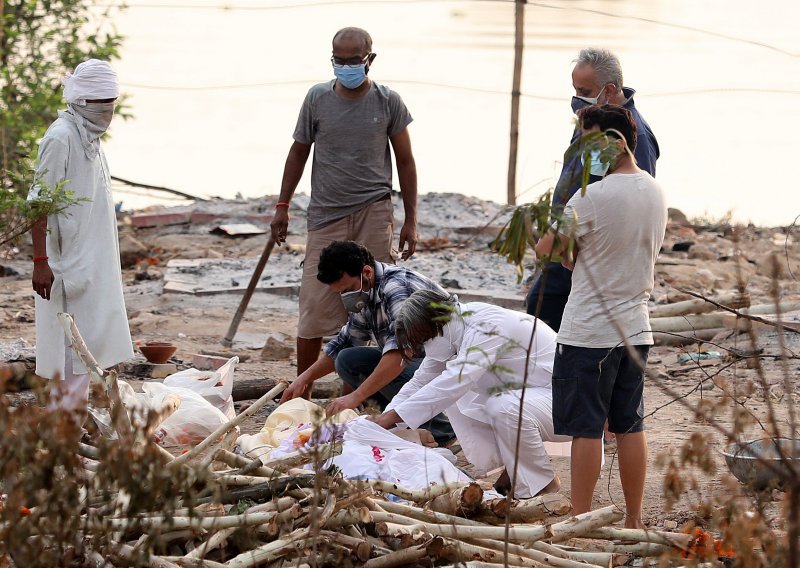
top-left (333, 64), bottom-right (367, 90)
top-left (581, 149), bottom-right (610, 177)
top-left (340, 273), bottom-right (373, 313)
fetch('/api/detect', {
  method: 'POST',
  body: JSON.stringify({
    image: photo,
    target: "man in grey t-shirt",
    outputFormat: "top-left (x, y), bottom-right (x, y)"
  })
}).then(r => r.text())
top-left (269, 27), bottom-right (419, 382)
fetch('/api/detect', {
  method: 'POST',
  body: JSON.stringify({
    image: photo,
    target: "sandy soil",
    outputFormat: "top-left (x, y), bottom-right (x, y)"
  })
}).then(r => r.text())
top-left (2, 191), bottom-right (799, 529)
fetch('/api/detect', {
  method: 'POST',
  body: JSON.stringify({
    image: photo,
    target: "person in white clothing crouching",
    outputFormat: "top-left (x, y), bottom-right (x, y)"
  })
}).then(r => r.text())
top-left (370, 289), bottom-right (571, 498)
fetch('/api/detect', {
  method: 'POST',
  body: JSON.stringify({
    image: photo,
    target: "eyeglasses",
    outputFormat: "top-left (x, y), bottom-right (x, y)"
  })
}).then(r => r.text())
top-left (331, 53), bottom-right (372, 68)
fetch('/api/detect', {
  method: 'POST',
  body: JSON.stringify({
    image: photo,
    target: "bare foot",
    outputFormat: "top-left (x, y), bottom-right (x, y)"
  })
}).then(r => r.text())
top-left (624, 514), bottom-right (644, 529)
top-left (535, 474), bottom-right (561, 496)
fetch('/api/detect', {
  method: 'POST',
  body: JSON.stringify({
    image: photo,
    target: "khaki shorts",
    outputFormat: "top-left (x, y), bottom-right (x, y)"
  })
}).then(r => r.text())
top-left (297, 197), bottom-right (394, 339)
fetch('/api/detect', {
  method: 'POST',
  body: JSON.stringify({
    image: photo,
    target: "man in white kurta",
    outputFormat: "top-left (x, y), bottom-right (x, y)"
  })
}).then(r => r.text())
top-left (371, 290), bottom-right (571, 499)
top-left (29, 59), bottom-right (133, 413)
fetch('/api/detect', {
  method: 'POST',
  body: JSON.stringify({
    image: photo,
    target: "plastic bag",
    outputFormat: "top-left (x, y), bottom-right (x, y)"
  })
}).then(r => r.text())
top-left (118, 380), bottom-right (231, 447)
top-left (163, 356), bottom-right (237, 419)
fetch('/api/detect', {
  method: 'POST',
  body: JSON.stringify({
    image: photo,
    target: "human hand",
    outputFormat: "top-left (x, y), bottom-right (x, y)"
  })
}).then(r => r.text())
top-left (398, 220), bottom-right (417, 260)
top-left (326, 392), bottom-right (363, 417)
top-left (280, 377), bottom-right (310, 404)
top-left (368, 410), bottom-right (401, 430)
top-left (32, 262), bottom-right (54, 300)
top-left (270, 207), bottom-right (289, 244)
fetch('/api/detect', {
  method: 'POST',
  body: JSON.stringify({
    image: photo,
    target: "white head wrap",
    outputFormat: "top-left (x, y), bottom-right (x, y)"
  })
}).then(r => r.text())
top-left (62, 59), bottom-right (119, 106)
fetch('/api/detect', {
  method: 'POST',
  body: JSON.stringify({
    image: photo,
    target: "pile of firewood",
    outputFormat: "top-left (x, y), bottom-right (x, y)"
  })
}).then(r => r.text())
top-left (55, 314), bottom-right (705, 567)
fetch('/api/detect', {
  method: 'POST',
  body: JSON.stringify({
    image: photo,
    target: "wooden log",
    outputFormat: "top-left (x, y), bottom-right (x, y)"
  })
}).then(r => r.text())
top-left (469, 538), bottom-right (609, 568)
top-left (225, 527), bottom-right (311, 568)
top-left (377, 505), bottom-right (621, 544)
top-left (650, 314), bottom-right (726, 333)
top-left (424, 482), bottom-right (483, 516)
top-left (232, 376), bottom-right (341, 402)
top-left (585, 526), bottom-right (692, 548)
top-left (475, 493), bottom-right (572, 524)
top-left (437, 538), bottom-right (559, 568)
top-left (173, 559), bottom-right (227, 568)
top-left (649, 292), bottom-right (750, 318)
top-left (197, 428), bottom-right (240, 470)
top-left (529, 540), bottom-right (618, 567)
top-left (652, 328), bottom-right (725, 347)
top-left (323, 508), bottom-right (372, 530)
top-left (115, 544), bottom-right (181, 568)
top-left (57, 313), bottom-right (133, 440)
top-left (366, 479), bottom-right (468, 503)
top-left (573, 540), bottom-right (671, 556)
top-left (182, 498), bottom-right (298, 561)
top-left (213, 448), bottom-right (280, 478)
top-left (377, 498), bottom-right (486, 527)
top-left (362, 538), bottom-right (443, 568)
top-left (168, 380), bottom-right (287, 468)
top-left (196, 474), bottom-right (316, 505)
top-left (94, 509), bottom-right (288, 532)
top-left (317, 530), bottom-right (373, 562)
top-left (546, 506), bottom-right (624, 543)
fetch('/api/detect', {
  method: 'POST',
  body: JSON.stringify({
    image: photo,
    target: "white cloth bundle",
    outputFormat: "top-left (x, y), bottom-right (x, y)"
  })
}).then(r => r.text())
top-left (62, 59), bottom-right (119, 105)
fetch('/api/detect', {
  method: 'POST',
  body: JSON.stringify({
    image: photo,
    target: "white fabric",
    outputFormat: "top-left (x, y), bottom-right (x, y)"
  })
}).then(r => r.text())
top-left (62, 59), bottom-right (119, 105)
top-left (70, 102), bottom-right (115, 159)
top-left (387, 302), bottom-right (570, 497)
top-left (557, 172), bottom-right (667, 348)
top-left (29, 113), bottom-right (133, 380)
top-left (332, 418), bottom-right (470, 490)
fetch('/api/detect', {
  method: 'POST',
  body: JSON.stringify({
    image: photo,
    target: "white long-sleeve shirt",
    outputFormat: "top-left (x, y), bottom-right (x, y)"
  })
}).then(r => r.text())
top-left (387, 302), bottom-right (557, 429)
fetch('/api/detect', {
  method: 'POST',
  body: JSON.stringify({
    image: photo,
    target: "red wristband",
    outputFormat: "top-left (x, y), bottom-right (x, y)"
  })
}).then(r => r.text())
top-left (275, 202), bottom-right (290, 208)
top-left (33, 256), bottom-right (49, 262)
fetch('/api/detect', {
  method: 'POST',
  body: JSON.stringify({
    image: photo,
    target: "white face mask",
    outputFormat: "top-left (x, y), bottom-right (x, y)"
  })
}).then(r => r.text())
top-left (423, 321), bottom-right (458, 362)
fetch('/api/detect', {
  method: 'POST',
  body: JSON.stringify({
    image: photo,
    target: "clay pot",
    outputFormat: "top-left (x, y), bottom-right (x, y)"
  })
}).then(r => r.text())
top-left (139, 342), bottom-right (177, 364)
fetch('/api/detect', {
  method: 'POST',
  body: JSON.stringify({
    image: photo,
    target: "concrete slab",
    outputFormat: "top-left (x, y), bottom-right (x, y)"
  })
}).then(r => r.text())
top-left (130, 210), bottom-right (192, 228)
top-left (450, 289), bottom-right (526, 310)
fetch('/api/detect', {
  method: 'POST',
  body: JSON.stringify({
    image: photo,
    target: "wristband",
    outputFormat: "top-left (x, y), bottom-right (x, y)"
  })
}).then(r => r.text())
top-left (33, 256), bottom-right (49, 263)
top-left (275, 202), bottom-right (290, 208)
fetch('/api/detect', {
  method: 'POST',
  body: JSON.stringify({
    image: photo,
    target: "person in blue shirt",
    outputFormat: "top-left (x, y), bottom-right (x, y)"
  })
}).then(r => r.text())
top-left (526, 48), bottom-right (659, 331)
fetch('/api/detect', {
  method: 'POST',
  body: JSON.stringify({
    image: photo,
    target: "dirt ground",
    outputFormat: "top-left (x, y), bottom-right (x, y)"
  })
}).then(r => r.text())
top-left (2, 191), bottom-right (799, 530)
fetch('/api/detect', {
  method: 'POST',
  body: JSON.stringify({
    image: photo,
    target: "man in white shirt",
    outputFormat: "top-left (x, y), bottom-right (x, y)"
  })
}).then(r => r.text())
top-left (535, 104), bottom-right (667, 527)
top-left (371, 289), bottom-right (570, 499)
top-left (30, 59), bottom-right (133, 415)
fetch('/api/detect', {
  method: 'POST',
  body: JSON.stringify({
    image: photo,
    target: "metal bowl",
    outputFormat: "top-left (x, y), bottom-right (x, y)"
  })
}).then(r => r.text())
top-left (721, 438), bottom-right (800, 492)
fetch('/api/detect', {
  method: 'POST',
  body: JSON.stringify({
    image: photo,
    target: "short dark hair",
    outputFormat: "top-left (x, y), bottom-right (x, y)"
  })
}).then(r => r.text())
top-left (580, 104), bottom-right (637, 152)
top-left (317, 241), bottom-right (375, 284)
top-left (332, 27), bottom-right (373, 53)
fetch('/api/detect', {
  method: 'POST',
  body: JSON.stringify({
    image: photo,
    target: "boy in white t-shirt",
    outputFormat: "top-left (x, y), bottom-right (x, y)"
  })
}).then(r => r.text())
top-left (534, 104), bottom-right (667, 528)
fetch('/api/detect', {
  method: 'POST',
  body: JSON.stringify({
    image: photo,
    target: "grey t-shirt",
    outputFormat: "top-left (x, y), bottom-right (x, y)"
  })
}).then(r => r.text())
top-left (293, 80), bottom-right (413, 231)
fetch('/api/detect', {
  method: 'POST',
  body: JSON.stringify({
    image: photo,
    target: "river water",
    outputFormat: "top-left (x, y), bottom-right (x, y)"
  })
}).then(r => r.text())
top-left (102, 0), bottom-right (800, 227)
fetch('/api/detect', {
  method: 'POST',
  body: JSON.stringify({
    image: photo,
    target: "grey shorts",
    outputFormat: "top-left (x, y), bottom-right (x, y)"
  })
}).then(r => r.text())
top-left (552, 343), bottom-right (649, 438)
top-left (297, 197), bottom-right (394, 339)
